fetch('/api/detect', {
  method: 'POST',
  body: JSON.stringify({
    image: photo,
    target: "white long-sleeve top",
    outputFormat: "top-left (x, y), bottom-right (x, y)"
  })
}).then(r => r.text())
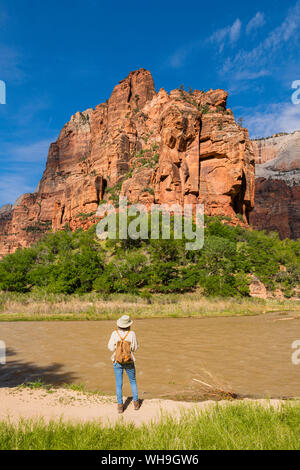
top-left (108, 329), bottom-right (139, 363)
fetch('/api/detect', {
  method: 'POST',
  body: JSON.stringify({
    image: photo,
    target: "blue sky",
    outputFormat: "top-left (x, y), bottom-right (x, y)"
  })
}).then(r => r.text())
top-left (0, 0), bottom-right (300, 206)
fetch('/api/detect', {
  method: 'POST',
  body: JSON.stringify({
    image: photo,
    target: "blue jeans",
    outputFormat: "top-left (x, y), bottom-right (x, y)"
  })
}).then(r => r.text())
top-left (113, 362), bottom-right (138, 404)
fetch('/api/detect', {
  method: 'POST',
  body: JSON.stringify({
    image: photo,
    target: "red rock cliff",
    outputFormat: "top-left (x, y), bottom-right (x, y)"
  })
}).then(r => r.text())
top-left (250, 131), bottom-right (300, 239)
top-left (0, 69), bottom-right (255, 256)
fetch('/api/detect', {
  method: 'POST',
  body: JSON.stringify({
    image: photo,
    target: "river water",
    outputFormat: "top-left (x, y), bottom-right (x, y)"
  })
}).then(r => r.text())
top-left (0, 315), bottom-right (299, 399)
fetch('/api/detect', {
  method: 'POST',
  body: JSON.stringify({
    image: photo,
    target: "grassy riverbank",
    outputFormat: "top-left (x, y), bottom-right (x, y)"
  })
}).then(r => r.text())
top-left (0, 291), bottom-right (299, 321)
top-left (0, 402), bottom-right (299, 450)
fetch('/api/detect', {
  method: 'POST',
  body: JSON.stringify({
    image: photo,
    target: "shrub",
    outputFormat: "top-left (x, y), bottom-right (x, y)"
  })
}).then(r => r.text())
top-left (0, 216), bottom-right (298, 297)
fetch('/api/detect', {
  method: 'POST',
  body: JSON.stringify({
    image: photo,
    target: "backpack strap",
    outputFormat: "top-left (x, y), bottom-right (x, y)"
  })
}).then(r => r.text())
top-left (117, 330), bottom-right (130, 342)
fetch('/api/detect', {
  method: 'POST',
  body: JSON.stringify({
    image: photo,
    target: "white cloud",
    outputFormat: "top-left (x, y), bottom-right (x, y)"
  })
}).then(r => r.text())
top-left (166, 0), bottom-right (300, 82)
top-left (0, 174), bottom-right (34, 206)
top-left (166, 17), bottom-right (242, 68)
top-left (242, 102), bottom-right (300, 138)
top-left (2, 139), bottom-right (52, 163)
top-left (246, 12), bottom-right (266, 35)
top-left (229, 19), bottom-right (242, 43)
top-left (0, 138), bottom-right (54, 205)
top-left (223, 1), bottom-right (300, 79)
top-left (209, 18), bottom-right (242, 52)
top-left (233, 69), bottom-right (269, 81)
top-left (166, 39), bottom-right (202, 69)
top-left (13, 98), bottom-right (51, 126)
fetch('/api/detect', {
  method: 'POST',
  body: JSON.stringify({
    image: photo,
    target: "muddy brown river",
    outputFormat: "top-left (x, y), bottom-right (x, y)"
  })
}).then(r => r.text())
top-left (1, 315), bottom-right (300, 399)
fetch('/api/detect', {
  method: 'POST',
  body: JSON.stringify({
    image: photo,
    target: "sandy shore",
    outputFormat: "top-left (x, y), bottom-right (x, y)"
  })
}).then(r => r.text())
top-left (0, 387), bottom-right (296, 426)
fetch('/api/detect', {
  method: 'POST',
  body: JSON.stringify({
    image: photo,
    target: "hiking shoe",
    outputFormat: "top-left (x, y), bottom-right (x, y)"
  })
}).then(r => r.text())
top-left (133, 400), bottom-right (140, 411)
top-left (117, 404), bottom-right (124, 414)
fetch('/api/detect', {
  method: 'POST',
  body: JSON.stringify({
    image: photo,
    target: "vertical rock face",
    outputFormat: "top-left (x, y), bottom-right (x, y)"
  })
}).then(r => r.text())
top-left (0, 69), bottom-right (255, 256)
top-left (250, 131), bottom-right (300, 239)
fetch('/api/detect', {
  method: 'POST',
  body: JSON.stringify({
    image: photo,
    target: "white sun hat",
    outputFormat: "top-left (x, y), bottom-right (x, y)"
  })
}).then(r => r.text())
top-left (117, 315), bottom-right (133, 328)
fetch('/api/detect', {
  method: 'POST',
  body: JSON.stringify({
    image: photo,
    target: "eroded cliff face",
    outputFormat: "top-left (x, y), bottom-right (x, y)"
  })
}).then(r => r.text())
top-left (0, 69), bottom-right (255, 256)
top-left (250, 131), bottom-right (300, 239)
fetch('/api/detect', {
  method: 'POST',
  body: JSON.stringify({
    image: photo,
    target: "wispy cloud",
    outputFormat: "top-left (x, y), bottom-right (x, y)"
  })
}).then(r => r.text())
top-left (13, 98), bottom-right (51, 126)
top-left (0, 137), bottom-right (54, 205)
top-left (233, 70), bottom-right (269, 81)
top-left (241, 102), bottom-right (300, 138)
top-left (222, 1), bottom-right (300, 80)
top-left (166, 17), bottom-right (242, 68)
top-left (1, 138), bottom-right (52, 163)
top-left (225, 70), bottom-right (270, 95)
top-left (0, 174), bottom-right (34, 207)
top-left (166, 0), bottom-right (300, 93)
top-left (246, 12), bottom-right (266, 35)
top-left (209, 18), bottom-right (242, 52)
top-left (166, 40), bottom-right (201, 69)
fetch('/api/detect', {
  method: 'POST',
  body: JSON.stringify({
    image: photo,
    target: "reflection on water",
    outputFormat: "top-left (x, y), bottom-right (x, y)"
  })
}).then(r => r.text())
top-left (0, 315), bottom-right (299, 398)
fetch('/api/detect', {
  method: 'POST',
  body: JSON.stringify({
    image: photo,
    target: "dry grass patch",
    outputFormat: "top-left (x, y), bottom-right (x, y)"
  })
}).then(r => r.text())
top-left (0, 291), bottom-right (299, 321)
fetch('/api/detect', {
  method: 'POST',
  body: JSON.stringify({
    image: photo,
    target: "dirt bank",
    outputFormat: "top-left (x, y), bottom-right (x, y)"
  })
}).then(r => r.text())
top-left (0, 387), bottom-right (298, 426)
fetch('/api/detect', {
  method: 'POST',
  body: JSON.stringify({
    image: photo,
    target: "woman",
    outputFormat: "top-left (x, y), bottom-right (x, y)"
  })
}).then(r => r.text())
top-left (108, 315), bottom-right (139, 413)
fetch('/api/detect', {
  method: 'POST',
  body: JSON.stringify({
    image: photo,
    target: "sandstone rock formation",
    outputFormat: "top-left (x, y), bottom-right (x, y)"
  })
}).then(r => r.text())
top-left (250, 131), bottom-right (300, 239)
top-left (249, 275), bottom-right (267, 299)
top-left (0, 69), bottom-right (255, 256)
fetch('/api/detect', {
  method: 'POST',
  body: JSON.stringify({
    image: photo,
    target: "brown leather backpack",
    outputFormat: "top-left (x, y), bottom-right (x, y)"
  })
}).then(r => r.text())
top-left (115, 331), bottom-right (133, 364)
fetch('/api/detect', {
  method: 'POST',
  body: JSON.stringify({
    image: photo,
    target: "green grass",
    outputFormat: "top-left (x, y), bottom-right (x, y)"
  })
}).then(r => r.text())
top-left (0, 403), bottom-right (299, 450)
top-left (19, 378), bottom-right (49, 390)
top-left (19, 380), bottom-right (108, 396)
